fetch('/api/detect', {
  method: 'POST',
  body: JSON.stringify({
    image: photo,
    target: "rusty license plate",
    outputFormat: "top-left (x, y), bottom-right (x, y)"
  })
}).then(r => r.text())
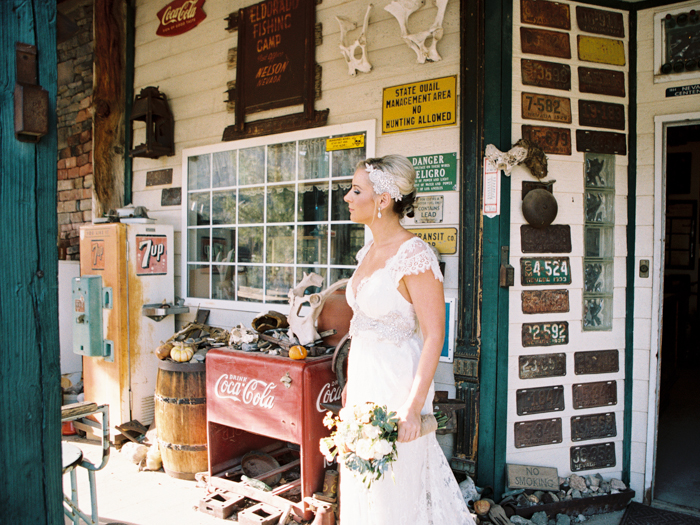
top-left (574, 350), bottom-right (619, 375)
top-left (522, 124), bottom-right (572, 155)
top-left (576, 130), bottom-right (627, 155)
top-left (576, 6), bottom-right (625, 38)
top-left (579, 100), bottom-right (625, 130)
top-left (522, 59), bottom-right (571, 90)
top-left (521, 257), bottom-right (571, 285)
top-left (573, 380), bottom-right (617, 409)
top-left (521, 0), bottom-right (571, 30)
top-left (571, 412), bottom-right (617, 441)
top-left (522, 290), bottom-right (570, 314)
top-left (515, 418), bottom-right (563, 448)
top-left (519, 353), bottom-right (566, 379)
top-left (578, 67), bottom-right (626, 97)
top-left (577, 35), bottom-right (626, 66)
top-left (516, 385), bottom-right (565, 415)
top-left (521, 225), bottom-right (572, 253)
top-left (571, 442), bottom-right (616, 472)
top-left (522, 321), bottom-right (568, 347)
top-left (521, 27), bottom-right (571, 59)
top-left (522, 92), bottom-right (572, 123)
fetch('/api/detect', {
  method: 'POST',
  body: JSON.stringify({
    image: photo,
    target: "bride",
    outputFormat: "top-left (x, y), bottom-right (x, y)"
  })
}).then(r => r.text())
top-left (339, 155), bottom-right (475, 524)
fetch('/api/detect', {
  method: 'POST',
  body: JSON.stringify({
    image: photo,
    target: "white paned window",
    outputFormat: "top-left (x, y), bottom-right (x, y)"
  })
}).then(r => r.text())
top-left (182, 121), bottom-right (375, 310)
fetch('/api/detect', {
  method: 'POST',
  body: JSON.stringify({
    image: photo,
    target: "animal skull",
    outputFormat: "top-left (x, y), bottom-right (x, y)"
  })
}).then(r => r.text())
top-left (385, 0), bottom-right (449, 64)
top-left (336, 5), bottom-right (373, 76)
top-left (484, 143), bottom-right (528, 176)
top-left (287, 274), bottom-right (350, 346)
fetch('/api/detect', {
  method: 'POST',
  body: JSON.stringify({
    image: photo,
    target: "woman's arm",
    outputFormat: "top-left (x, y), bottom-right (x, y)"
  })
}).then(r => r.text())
top-left (396, 269), bottom-right (445, 442)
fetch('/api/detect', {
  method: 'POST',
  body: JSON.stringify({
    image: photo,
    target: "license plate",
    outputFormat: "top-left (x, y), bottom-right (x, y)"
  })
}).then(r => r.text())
top-left (571, 442), bottom-right (616, 471)
top-left (519, 353), bottom-right (567, 379)
top-left (572, 380), bottom-right (617, 409)
top-left (516, 385), bottom-right (565, 415)
top-left (574, 350), bottom-right (619, 375)
top-left (522, 92), bottom-right (572, 123)
top-left (514, 418), bottom-right (563, 448)
top-left (522, 322), bottom-right (569, 347)
top-left (521, 257), bottom-right (572, 285)
top-left (571, 412), bottom-right (617, 441)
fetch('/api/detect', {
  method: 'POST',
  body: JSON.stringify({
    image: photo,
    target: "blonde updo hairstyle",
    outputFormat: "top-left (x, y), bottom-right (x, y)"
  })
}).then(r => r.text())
top-left (357, 155), bottom-right (418, 218)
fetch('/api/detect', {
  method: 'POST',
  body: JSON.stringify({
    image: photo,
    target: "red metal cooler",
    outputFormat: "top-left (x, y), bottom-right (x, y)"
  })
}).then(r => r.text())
top-left (206, 348), bottom-right (340, 508)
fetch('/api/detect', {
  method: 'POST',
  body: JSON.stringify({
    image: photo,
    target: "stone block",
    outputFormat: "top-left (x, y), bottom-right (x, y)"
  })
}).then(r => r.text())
top-left (70, 212), bottom-right (83, 223)
top-left (79, 163), bottom-right (92, 177)
top-left (60, 147), bottom-right (72, 159)
top-left (57, 180), bottom-right (73, 192)
top-left (57, 213), bottom-right (71, 226)
top-left (58, 169), bottom-right (69, 180)
top-left (68, 167), bottom-right (80, 179)
top-left (77, 153), bottom-right (89, 167)
top-left (82, 210), bottom-right (92, 222)
top-left (83, 175), bottom-right (93, 189)
top-left (76, 109), bottom-right (91, 123)
top-left (58, 201), bottom-right (77, 213)
top-left (81, 189), bottom-right (92, 200)
top-left (73, 178), bottom-right (83, 189)
top-left (65, 156), bottom-right (77, 169)
top-left (68, 134), bottom-right (81, 147)
top-left (80, 129), bottom-right (92, 142)
top-left (58, 159), bottom-right (67, 170)
top-left (79, 199), bottom-right (92, 211)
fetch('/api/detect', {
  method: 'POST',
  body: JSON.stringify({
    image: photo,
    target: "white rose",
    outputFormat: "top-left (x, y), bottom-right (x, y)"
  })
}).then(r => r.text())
top-left (372, 439), bottom-right (393, 460)
top-left (356, 439), bottom-right (375, 461)
top-left (362, 424), bottom-right (381, 440)
top-left (319, 439), bottom-right (334, 461)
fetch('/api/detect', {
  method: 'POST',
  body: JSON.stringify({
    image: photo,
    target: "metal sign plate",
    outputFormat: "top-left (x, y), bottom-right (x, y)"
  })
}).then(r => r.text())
top-left (522, 124), bottom-right (572, 155)
top-left (521, 0), bottom-right (571, 30)
top-left (506, 464), bottom-right (560, 490)
top-left (522, 92), bottom-right (572, 123)
top-left (576, 6), bottom-right (624, 38)
top-left (521, 257), bottom-right (572, 285)
top-left (666, 84), bottom-right (700, 98)
top-left (521, 27), bottom-right (571, 59)
top-left (382, 76), bottom-right (457, 133)
top-left (522, 290), bottom-right (570, 314)
top-left (579, 100), bottom-right (625, 130)
top-left (522, 322), bottom-right (569, 347)
top-left (519, 353), bottom-right (566, 379)
top-left (573, 380), bottom-right (617, 409)
top-left (522, 59), bottom-right (571, 91)
top-left (577, 35), bottom-right (626, 66)
top-left (574, 350), bottom-right (619, 375)
top-left (578, 67), bottom-right (626, 98)
top-left (521, 225), bottom-right (572, 253)
top-left (571, 412), bottom-right (617, 442)
top-left (407, 227), bottom-right (457, 254)
top-left (515, 418), bottom-right (563, 448)
top-left (571, 442), bottom-right (616, 472)
top-left (516, 385), bottom-right (565, 415)
top-left (576, 130), bottom-right (627, 155)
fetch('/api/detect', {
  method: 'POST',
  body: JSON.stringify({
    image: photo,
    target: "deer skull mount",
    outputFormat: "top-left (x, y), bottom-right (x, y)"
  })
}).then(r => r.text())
top-left (485, 139), bottom-right (548, 179)
top-left (336, 5), bottom-right (373, 76)
top-left (385, 0), bottom-right (449, 64)
top-left (286, 273), bottom-right (350, 346)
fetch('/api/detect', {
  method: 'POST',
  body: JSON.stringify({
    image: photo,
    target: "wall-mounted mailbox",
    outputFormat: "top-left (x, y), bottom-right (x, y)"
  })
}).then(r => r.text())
top-left (72, 275), bottom-right (113, 361)
top-left (130, 86), bottom-right (174, 158)
top-left (14, 43), bottom-right (49, 143)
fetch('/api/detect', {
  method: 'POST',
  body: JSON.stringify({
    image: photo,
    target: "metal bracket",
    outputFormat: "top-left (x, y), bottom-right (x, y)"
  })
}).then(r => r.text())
top-left (499, 246), bottom-right (515, 288)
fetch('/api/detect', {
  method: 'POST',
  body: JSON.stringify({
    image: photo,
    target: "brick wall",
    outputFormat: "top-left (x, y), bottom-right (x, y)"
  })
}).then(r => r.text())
top-left (56, 0), bottom-right (93, 260)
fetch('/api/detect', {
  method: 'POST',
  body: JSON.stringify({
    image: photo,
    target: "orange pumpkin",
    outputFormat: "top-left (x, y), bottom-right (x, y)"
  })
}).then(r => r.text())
top-left (289, 345), bottom-right (308, 360)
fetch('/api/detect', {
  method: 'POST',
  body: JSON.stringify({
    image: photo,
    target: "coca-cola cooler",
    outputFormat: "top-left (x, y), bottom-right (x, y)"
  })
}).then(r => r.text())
top-left (206, 348), bottom-right (340, 509)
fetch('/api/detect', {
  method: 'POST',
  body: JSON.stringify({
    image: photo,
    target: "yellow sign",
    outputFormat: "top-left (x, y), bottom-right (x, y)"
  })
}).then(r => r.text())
top-left (577, 36), bottom-right (625, 66)
top-left (382, 76), bottom-right (457, 134)
top-left (408, 227), bottom-right (458, 254)
top-left (326, 134), bottom-right (365, 151)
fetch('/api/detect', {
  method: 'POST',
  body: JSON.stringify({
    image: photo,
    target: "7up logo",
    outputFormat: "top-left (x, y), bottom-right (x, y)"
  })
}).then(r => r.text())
top-left (136, 235), bottom-right (167, 275)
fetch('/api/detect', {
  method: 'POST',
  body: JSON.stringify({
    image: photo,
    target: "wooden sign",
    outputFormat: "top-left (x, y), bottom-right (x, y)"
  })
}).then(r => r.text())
top-left (519, 353), bottom-right (566, 379)
top-left (156, 0), bottom-right (206, 37)
top-left (516, 386), bottom-right (565, 415)
top-left (574, 350), bottom-right (619, 375)
top-left (522, 321), bottom-right (568, 347)
top-left (579, 100), bottom-right (625, 130)
top-left (573, 380), bottom-right (617, 409)
top-left (521, 27), bottom-right (571, 59)
top-left (522, 125), bottom-right (571, 155)
top-left (515, 418), bottom-right (563, 448)
top-left (506, 464), bottom-right (559, 490)
top-left (521, 0), bottom-right (570, 30)
top-left (383, 77), bottom-right (457, 133)
top-left (576, 6), bottom-right (624, 38)
top-left (521, 257), bottom-right (571, 285)
top-left (407, 227), bottom-right (457, 254)
top-left (578, 36), bottom-right (626, 66)
top-left (522, 93), bottom-right (572, 123)
top-left (578, 67), bottom-right (626, 98)
top-left (521, 225), bottom-right (572, 253)
top-left (576, 130), bottom-right (627, 155)
top-left (522, 290), bottom-right (569, 314)
top-left (521, 59), bottom-right (571, 90)
top-left (571, 412), bottom-right (617, 441)
top-left (571, 442), bottom-right (616, 472)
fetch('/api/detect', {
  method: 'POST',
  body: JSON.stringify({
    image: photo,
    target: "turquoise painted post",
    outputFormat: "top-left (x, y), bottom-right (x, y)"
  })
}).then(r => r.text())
top-left (0, 1), bottom-right (62, 522)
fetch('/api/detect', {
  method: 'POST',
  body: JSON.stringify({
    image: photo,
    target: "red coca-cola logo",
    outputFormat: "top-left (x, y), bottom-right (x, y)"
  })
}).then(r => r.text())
top-left (156, 0), bottom-right (206, 37)
top-left (214, 374), bottom-right (276, 409)
top-left (316, 380), bottom-right (341, 412)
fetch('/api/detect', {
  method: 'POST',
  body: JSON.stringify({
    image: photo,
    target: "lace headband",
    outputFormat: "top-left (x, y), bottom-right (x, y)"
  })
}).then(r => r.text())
top-left (365, 163), bottom-right (403, 201)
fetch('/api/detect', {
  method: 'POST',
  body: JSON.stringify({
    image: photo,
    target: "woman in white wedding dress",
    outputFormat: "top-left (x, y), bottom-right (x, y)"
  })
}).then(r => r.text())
top-left (339, 155), bottom-right (474, 524)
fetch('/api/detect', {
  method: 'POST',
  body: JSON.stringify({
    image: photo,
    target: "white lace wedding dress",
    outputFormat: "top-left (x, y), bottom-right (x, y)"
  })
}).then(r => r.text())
top-left (339, 236), bottom-right (474, 524)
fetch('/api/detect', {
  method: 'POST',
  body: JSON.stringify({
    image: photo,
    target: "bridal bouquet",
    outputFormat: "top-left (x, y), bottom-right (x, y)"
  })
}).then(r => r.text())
top-left (320, 402), bottom-right (446, 488)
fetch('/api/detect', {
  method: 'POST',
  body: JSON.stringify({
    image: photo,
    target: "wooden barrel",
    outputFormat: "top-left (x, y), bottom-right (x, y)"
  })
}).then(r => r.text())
top-left (154, 360), bottom-right (208, 480)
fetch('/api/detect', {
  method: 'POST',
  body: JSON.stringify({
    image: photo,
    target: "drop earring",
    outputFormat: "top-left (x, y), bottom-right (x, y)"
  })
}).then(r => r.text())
top-left (377, 207), bottom-right (382, 218)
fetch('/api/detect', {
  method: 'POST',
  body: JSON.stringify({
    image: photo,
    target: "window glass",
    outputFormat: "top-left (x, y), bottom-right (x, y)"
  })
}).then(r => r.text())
top-left (240, 146), bottom-right (265, 185)
top-left (239, 187), bottom-right (265, 224)
top-left (267, 225), bottom-right (294, 263)
top-left (298, 182), bottom-right (329, 222)
top-left (267, 142), bottom-right (296, 183)
top-left (188, 193), bottom-right (210, 226)
top-left (267, 185), bottom-right (296, 223)
top-left (188, 155), bottom-right (210, 190)
top-left (213, 150), bottom-right (237, 188)
top-left (212, 190), bottom-right (236, 225)
top-left (299, 138), bottom-right (329, 180)
top-left (297, 224), bottom-right (328, 265)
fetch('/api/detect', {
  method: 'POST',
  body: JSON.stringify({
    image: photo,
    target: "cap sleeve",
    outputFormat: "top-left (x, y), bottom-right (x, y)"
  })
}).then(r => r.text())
top-left (389, 237), bottom-right (443, 284)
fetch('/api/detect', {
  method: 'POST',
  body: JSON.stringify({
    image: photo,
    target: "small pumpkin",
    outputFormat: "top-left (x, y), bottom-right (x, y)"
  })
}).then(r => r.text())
top-left (289, 345), bottom-right (308, 360)
top-left (170, 341), bottom-right (195, 363)
top-left (155, 341), bottom-right (174, 360)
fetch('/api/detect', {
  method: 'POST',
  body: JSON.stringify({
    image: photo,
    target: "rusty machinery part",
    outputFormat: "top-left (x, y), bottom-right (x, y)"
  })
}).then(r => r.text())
top-left (522, 188), bottom-right (558, 229)
top-left (331, 333), bottom-right (351, 392)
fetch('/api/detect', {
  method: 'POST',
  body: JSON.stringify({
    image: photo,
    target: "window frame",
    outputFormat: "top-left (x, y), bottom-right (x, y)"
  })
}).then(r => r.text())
top-left (180, 120), bottom-right (375, 312)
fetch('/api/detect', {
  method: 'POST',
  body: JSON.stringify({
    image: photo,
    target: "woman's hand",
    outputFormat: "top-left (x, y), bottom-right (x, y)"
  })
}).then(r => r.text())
top-left (396, 404), bottom-right (422, 443)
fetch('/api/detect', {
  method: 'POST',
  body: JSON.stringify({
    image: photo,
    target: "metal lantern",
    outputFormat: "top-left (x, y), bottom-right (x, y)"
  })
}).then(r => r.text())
top-left (130, 86), bottom-right (174, 158)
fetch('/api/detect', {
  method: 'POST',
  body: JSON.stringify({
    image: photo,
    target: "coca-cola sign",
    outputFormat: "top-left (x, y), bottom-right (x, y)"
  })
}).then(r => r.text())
top-left (156, 0), bottom-right (206, 37)
top-left (214, 374), bottom-right (276, 409)
top-left (316, 380), bottom-right (342, 412)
